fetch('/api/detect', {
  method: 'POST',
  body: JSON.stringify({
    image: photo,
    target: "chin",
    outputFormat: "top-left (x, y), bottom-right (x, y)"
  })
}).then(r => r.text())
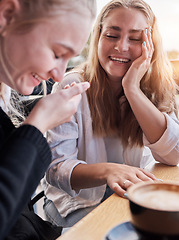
top-left (18, 87), bottom-right (34, 96)
top-left (109, 71), bottom-right (125, 79)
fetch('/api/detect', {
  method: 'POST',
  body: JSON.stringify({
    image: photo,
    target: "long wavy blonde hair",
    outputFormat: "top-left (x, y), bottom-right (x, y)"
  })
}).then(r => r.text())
top-left (75, 0), bottom-right (178, 147)
top-left (0, 0), bottom-right (96, 121)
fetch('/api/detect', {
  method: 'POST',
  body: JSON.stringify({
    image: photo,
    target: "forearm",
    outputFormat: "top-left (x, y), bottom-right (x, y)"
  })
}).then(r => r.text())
top-left (71, 162), bottom-right (157, 198)
top-left (143, 112), bottom-right (179, 165)
top-left (124, 87), bottom-right (167, 144)
top-left (0, 125), bottom-right (51, 238)
top-left (71, 163), bottom-right (109, 191)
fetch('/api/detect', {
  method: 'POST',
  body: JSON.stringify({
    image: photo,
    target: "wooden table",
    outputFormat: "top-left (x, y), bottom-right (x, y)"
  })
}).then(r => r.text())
top-left (57, 162), bottom-right (179, 240)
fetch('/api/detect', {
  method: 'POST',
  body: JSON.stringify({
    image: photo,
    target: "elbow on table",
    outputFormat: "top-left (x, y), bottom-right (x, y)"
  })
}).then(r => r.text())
top-left (162, 158), bottom-right (179, 167)
top-left (154, 153), bottom-right (179, 166)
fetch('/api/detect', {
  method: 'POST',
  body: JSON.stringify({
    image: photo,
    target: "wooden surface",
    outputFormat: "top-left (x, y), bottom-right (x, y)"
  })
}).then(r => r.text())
top-left (57, 162), bottom-right (179, 240)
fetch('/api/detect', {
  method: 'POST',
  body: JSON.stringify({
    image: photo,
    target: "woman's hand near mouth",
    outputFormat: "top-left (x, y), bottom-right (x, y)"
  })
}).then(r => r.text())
top-left (23, 81), bottom-right (90, 134)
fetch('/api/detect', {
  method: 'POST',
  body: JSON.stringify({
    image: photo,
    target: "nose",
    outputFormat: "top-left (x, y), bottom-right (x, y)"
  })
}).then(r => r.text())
top-left (114, 38), bottom-right (129, 52)
top-left (49, 61), bottom-right (68, 82)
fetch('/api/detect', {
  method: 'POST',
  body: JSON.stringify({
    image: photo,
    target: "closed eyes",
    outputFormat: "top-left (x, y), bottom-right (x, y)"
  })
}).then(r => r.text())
top-left (106, 34), bottom-right (141, 42)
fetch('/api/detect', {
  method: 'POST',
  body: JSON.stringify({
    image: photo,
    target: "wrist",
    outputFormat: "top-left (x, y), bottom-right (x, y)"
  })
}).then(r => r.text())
top-left (23, 111), bottom-right (46, 134)
top-left (123, 85), bottom-right (142, 100)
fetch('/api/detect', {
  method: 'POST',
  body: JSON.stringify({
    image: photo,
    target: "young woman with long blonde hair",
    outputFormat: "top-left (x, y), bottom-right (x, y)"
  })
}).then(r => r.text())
top-left (0, 0), bottom-right (96, 238)
top-left (42, 0), bottom-right (179, 229)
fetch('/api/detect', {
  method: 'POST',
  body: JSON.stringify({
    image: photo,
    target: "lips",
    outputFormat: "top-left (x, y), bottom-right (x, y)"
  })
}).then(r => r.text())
top-left (109, 56), bottom-right (131, 63)
top-left (31, 73), bottom-right (46, 83)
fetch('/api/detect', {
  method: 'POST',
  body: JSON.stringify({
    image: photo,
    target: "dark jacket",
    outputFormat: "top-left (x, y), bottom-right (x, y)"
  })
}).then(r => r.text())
top-left (0, 107), bottom-right (51, 239)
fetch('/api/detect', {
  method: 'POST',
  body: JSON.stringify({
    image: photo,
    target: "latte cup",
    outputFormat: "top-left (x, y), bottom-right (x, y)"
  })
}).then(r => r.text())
top-left (126, 181), bottom-right (179, 235)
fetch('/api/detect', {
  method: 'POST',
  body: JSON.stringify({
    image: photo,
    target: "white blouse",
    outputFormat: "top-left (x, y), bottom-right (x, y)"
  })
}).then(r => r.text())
top-left (41, 73), bottom-right (179, 218)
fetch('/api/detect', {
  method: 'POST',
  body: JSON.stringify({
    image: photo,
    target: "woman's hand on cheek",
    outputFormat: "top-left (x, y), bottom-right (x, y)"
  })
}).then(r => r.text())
top-left (122, 27), bottom-right (154, 92)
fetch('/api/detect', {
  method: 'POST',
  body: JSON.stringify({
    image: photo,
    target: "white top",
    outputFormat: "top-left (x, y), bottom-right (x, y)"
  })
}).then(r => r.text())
top-left (41, 72), bottom-right (179, 218)
top-left (0, 85), bottom-right (11, 112)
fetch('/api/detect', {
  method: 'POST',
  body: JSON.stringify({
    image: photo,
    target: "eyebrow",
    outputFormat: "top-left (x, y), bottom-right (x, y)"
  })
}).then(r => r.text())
top-left (106, 26), bottom-right (143, 33)
top-left (56, 43), bottom-right (76, 55)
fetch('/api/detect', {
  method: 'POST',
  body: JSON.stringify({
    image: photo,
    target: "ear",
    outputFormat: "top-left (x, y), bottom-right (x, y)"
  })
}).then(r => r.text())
top-left (0, 0), bottom-right (20, 34)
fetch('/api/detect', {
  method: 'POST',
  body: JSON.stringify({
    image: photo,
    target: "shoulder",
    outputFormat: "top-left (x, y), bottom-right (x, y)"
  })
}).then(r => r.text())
top-left (52, 70), bottom-right (84, 93)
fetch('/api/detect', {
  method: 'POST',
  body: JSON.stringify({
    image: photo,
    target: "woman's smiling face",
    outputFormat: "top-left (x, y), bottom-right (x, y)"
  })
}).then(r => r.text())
top-left (98, 7), bottom-right (148, 84)
top-left (1, 11), bottom-right (92, 95)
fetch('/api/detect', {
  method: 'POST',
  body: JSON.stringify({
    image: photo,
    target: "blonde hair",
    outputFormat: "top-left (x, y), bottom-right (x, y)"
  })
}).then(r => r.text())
top-left (75, 0), bottom-right (178, 147)
top-left (2, 0), bottom-right (96, 34)
top-left (0, 0), bottom-right (96, 121)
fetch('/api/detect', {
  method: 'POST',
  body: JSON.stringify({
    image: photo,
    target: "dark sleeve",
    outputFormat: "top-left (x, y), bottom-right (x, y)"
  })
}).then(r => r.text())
top-left (0, 124), bottom-right (51, 240)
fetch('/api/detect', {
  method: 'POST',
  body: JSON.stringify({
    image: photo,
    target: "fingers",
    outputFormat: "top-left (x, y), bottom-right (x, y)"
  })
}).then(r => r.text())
top-left (127, 169), bottom-right (157, 186)
top-left (122, 179), bottom-right (134, 189)
top-left (147, 27), bottom-right (154, 55)
top-left (63, 81), bottom-right (90, 98)
top-left (112, 182), bottom-right (126, 198)
top-left (139, 168), bottom-right (157, 180)
top-left (108, 166), bottom-right (157, 198)
top-left (142, 27), bottom-right (154, 60)
top-left (64, 81), bottom-right (77, 89)
top-left (64, 84), bottom-right (70, 89)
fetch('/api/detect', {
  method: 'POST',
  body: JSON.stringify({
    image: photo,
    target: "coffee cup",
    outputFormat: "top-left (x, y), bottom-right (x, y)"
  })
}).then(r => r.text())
top-left (126, 181), bottom-right (179, 235)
